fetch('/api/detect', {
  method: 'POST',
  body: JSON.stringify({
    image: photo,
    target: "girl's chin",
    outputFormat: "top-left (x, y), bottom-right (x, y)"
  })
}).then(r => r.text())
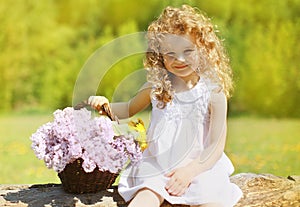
top-left (171, 69), bottom-right (195, 76)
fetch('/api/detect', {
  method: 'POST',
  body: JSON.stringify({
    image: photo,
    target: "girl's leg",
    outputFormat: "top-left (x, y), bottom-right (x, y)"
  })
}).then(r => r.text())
top-left (191, 203), bottom-right (223, 207)
top-left (128, 188), bottom-right (164, 207)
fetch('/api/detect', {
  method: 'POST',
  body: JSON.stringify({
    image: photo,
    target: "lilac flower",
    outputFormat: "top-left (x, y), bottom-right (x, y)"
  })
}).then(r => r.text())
top-left (30, 107), bottom-right (143, 173)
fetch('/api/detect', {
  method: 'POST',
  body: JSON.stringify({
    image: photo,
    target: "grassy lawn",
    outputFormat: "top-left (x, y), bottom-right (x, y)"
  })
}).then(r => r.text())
top-left (0, 113), bottom-right (299, 184)
top-left (226, 117), bottom-right (300, 176)
top-left (0, 113), bottom-right (60, 184)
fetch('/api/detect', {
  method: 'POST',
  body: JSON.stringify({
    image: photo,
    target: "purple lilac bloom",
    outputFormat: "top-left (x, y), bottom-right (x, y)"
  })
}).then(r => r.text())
top-left (30, 107), bottom-right (143, 173)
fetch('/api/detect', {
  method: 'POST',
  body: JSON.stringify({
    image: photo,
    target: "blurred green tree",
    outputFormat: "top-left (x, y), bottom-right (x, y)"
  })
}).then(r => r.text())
top-left (0, 0), bottom-right (299, 117)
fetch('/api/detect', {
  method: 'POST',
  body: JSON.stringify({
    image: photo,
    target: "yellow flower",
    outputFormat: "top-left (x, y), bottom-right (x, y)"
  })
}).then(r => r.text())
top-left (128, 118), bottom-right (147, 151)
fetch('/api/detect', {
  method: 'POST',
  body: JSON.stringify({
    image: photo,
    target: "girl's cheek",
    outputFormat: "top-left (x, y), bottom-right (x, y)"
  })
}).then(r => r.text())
top-left (189, 53), bottom-right (200, 71)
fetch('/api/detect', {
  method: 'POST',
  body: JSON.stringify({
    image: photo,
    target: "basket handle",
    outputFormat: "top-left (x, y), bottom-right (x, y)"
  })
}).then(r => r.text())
top-left (74, 101), bottom-right (117, 122)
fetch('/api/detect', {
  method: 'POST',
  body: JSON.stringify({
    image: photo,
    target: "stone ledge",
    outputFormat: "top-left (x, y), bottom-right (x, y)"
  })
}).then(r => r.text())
top-left (0, 173), bottom-right (299, 207)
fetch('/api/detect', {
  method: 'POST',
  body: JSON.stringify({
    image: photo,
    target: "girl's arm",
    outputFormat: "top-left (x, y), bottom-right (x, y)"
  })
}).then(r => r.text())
top-left (111, 82), bottom-right (152, 119)
top-left (89, 82), bottom-right (152, 119)
top-left (188, 90), bottom-right (227, 174)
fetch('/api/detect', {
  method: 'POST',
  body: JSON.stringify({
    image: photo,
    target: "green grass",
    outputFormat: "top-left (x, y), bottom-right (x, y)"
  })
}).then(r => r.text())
top-left (0, 113), bottom-right (60, 184)
top-left (226, 117), bottom-right (300, 176)
top-left (0, 113), bottom-right (299, 184)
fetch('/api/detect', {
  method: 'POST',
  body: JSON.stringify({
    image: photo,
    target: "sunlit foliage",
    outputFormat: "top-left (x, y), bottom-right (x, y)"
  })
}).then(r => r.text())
top-left (0, 0), bottom-right (299, 117)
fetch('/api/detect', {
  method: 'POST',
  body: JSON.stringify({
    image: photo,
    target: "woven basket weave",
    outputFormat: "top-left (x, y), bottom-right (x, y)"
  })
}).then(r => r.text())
top-left (58, 158), bottom-right (118, 194)
top-left (58, 102), bottom-right (118, 194)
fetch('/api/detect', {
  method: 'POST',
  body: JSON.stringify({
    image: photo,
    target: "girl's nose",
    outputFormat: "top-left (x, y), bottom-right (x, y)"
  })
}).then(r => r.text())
top-left (176, 53), bottom-right (186, 62)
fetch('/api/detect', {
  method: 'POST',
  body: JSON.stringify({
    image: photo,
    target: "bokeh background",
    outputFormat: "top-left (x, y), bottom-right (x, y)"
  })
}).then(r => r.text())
top-left (0, 0), bottom-right (299, 184)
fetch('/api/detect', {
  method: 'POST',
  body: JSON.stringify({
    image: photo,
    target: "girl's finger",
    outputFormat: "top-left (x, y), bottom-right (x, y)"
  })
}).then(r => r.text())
top-left (165, 175), bottom-right (177, 190)
top-left (173, 187), bottom-right (186, 196)
top-left (165, 170), bottom-right (175, 177)
top-left (87, 96), bottom-right (94, 104)
top-left (168, 181), bottom-right (183, 196)
top-left (87, 96), bottom-right (109, 108)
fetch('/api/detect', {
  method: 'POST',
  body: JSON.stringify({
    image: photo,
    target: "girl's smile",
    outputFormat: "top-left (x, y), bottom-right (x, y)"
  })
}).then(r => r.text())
top-left (173, 64), bottom-right (189, 69)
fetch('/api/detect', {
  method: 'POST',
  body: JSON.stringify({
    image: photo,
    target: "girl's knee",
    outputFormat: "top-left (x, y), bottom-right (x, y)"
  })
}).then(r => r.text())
top-left (195, 203), bottom-right (223, 207)
top-left (128, 188), bottom-right (164, 207)
top-left (139, 188), bottom-right (164, 202)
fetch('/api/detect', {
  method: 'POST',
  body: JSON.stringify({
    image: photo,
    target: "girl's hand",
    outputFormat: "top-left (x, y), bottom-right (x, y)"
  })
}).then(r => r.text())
top-left (165, 167), bottom-right (195, 196)
top-left (87, 96), bottom-right (109, 112)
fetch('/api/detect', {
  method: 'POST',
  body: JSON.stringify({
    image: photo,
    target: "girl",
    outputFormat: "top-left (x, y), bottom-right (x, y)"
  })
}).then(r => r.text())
top-left (88, 5), bottom-right (242, 207)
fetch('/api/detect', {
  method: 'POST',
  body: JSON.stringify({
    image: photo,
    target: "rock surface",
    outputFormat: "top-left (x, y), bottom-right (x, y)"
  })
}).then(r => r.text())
top-left (0, 173), bottom-right (299, 207)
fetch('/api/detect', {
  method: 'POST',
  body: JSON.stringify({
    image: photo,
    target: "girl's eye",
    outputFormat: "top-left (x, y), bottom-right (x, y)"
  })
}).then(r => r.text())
top-left (184, 49), bottom-right (195, 55)
top-left (165, 52), bottom-right (176, 57)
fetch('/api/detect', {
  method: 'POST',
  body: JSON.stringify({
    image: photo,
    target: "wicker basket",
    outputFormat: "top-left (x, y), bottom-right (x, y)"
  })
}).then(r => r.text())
top-left (58, 158), bottom-right (119, 194)
top-left (58, 101), bottom-right (118, 194)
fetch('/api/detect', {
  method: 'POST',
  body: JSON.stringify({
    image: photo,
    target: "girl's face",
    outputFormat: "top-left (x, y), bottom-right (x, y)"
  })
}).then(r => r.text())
top-left (160, 34), bottom-right (200, 82)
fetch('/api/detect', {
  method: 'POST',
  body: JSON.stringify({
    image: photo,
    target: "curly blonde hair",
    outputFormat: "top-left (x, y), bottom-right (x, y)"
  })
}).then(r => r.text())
top-left (144, 5), bottom-right (233, 108)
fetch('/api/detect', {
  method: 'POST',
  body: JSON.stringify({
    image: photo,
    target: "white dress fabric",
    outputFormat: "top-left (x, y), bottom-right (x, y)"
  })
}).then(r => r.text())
top-left (118, 78), bottom-right (243, 206)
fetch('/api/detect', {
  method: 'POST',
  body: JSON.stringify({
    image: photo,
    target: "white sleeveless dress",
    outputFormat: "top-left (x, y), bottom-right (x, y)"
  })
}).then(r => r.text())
top-left (118, 78), bottom-right (242, 206)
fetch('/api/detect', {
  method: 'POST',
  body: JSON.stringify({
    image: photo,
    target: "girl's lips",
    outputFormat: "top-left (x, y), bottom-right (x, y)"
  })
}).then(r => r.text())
top-left (174, 64), bottom-right (188, 69)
